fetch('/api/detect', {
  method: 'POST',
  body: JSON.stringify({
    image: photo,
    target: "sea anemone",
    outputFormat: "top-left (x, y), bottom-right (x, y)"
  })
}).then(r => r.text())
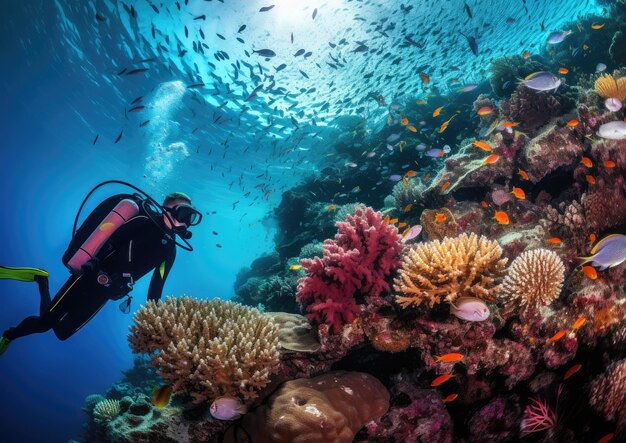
top-left (501, 249), bottom-right (565, 318)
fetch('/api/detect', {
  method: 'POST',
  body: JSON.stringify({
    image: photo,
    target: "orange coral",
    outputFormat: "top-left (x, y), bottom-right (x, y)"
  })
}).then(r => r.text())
top-left (594, 73), bottom-right (626, 101)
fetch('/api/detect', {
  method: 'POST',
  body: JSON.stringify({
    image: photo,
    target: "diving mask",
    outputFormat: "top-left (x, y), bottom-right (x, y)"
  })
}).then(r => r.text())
top-left (165, 204), bottom-right (202, 227)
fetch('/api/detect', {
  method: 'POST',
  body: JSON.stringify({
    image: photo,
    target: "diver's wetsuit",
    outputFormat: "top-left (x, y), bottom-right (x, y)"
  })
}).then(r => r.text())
top-left (2, 194), bottom-right (176, 341)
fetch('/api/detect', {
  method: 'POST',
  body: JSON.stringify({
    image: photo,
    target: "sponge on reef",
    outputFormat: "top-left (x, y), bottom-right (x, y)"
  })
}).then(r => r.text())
top-left (128, 296), bottom-right (280, 403)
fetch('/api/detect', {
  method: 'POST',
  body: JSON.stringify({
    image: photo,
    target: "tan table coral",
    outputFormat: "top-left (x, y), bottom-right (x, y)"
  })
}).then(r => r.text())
top-left (128, 297), bottom-right (280, 403)
top-left (394, 232), bottom-right (507, 308)
top-left (224, 371), bottom-right (389, 443)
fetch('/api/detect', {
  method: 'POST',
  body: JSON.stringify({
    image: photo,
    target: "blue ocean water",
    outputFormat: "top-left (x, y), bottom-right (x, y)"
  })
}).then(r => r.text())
top-left (0, 0), bottom-right (613, 441)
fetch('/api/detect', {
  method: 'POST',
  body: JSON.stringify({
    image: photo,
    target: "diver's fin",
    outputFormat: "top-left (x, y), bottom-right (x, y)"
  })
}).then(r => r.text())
top-left (0, 266), bottom-right (49, 282)
top-left (0, 336), bottom-right (10, 357)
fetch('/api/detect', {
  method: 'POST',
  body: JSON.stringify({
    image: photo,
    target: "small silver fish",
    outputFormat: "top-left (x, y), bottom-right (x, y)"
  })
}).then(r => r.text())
top-left (210, 397), bottom-right (247, 420)
top-left (579, 234), bottom-right (626, 270)
top-left (522, 71), bottom-right (561, 92)
top-left (450, 297), bottom-right (490, 322)
top-left (546, 30), bottom-right (572, 44)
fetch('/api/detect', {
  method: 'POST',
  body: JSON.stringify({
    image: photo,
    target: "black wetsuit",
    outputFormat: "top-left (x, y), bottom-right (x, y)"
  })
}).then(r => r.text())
top-left (3, 194), bottom-right (176, 341)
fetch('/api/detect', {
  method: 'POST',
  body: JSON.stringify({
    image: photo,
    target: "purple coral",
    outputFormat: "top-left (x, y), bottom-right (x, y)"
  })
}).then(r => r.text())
top-left (296, 206), bottom-right (403, 332)
top-left (500, 85), bottom-right (575, 131)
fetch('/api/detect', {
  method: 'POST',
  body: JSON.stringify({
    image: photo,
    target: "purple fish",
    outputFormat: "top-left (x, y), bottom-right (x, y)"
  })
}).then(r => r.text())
top-left (450, 297), bottom-right (490, 321)
top-left (401, 225), bottom-right (422, 243)
top-left (210, 397), bottom-right (247, 420)
top-left (579, 234), bottom-right (626, 270)
top-left (522, 71), bottom-right (561, 92)
top-left (546, 30), bottom-right (572, 45)
top-left (389, 174), bottom-right (402, 181)
top-left (425, 148), bottom-right (444, 157)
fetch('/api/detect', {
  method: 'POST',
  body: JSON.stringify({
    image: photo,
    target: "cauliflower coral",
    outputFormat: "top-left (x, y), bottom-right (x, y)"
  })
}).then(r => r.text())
top-left (128, 296), bottom-right (280, 403)
top-left (393, 232), bottom-right (507, 309)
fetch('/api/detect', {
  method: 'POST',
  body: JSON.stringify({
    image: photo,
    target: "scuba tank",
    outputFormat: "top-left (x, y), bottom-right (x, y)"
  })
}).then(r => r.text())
top-left (66, 199), bottom-right (139, 273)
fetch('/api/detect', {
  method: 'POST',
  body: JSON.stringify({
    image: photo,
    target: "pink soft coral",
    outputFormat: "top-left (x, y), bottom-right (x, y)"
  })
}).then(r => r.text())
top-left (296, 206), bottom-right (403, 332)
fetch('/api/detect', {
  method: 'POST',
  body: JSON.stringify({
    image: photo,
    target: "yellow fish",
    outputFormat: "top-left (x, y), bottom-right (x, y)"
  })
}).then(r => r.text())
top-left (153, 385), bottom-right (173, 409)
top-left (289, 265), bottom-right (303, 271)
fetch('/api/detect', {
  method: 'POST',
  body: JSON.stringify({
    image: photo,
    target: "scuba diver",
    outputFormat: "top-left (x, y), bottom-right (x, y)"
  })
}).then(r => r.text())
top-left (0, 180), bottom-right (202, 356)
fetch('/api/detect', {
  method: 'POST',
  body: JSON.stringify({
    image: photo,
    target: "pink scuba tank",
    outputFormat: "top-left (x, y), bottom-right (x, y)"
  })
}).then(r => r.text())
top-left (67, 199), bottom-right (140, 273)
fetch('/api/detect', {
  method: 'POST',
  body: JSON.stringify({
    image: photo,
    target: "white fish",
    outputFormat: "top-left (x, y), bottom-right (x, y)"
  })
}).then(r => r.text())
top-left (546, 30), bottom-right (572, 44)
top-left (345, 162), bottom-right (358, 168)
top-left (578, 234), bottom-right (626, 270)
top-left (210, 397), bottom-right (247, 420)
top-left (449, 297), bottom-right (490, 321)
top-left (401, 225), bottom-right (422, 243)
top-left (597, 121), bottom-right (626, 140)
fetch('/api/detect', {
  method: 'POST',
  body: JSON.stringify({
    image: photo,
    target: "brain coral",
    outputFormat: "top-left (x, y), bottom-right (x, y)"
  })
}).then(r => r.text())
top-left (93, 399), bottom-right (121, 424)
top-left (224, 371), bottom-right (389, 443)
top-left (394, 232), bottom-right (508, 309)
top-left (501, 249), bottom-right (565, 317)
top-left (589, 358), bottom-right (626, 437)
top-left (128, 296), bottom-right (280, 402)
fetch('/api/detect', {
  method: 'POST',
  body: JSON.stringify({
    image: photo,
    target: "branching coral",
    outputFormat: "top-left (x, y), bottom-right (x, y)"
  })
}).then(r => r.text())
top-left (589, 359), bottom-right (626, 437)
top-left (128, 297), bottom-right (280, 402)
top-left (420, 208), bottom-right (458, 240)
top-left (394, 233), bottom-right (507, 309)
top-left (93, 399), bottom-right (121, 425)
top-left (595, 73), bottom-right (626, 101)
top-left (297, 206), bottom-right (403, 332)
top-left (501, 249), bottom-right (565, 317)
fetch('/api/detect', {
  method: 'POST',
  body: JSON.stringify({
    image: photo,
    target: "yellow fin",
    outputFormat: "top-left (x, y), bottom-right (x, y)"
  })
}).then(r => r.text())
top-left (591, 234), bottom-right (623, 254)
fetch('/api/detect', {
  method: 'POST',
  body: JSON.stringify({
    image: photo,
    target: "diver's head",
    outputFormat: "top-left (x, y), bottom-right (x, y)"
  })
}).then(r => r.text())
top-left (162, 192), bottom-right (202, 234)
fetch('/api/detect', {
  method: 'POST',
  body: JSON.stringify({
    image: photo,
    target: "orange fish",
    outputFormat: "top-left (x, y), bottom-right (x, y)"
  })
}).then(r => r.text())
top-left (442, 393), bottom-right (458, 403)
top-left (522, 51), bottom-right (531, 59)
top-left (416, 99), bottom-right (427, 105)
top-left (511, 187), bottom-right (525, 199)
top-left (503, 121), bottom-right (520, 128)
top-left (597, 433), bottom-right (614, 443)
top-left (407, 125), bottom-right (417, 132)
top-left (405, 170), bottom-right (417, 178)
top-left (431, 373), bottom-right (455, 387)
top-left (547, 329), bottom-right (567, 342)
top-left (481, 201), bottom-right (489, 208)
top-left (494, 211), bottom-right (509, 225)
top-left (433, 106), bottom-right (444, 117)
top-left (563, 363), bottom-right (582, 380)
top-left (327, 204), bottom-right (337, 211)
top-left (581, 157), bottom-right (593, 168)
top-left (401, 118), bottom-right (409, 125)
top-left (572, 316), bottom-right (586, 331)
top-left (435, 213), bottom-right (447, 222)
top-left (558, 67), bottom-right (569, 74)
top-left (441, 181), bottom-right (451, 192)
top-left (472, 140), bottom-right (492, 152)
top-left (483, 154), bottom-right (499, 165)
top-left (383, 215), bottom-right (390, 224)
top-left (581, 265), bottom-right (598, 280)
top-left (404, 204), bottom-right (413, 212)
top-left (567, 119), bottom-right (579, 127)
top-left (517, 168), bottom-right (529, 180)
top-left (546, 237), bottom-right (562, 244)
top-left (604, 160), bottom-right (616, 168)
top-left (477, 106), bottom-right (494, 116)
top-left (398, 222), bottom-right (407, 228)
top-left (586, 175), bottom-right (596, 185)
top-left (389, 218), bottom-right (398, 224)
top-left (420, 73), bottom-right (430, 84)
top-left (591, 23), bottom-right (605, 29)
top-left (434, 353), bottom-right (464, 363)
top-left (589, 233), bottom-right (597, 244)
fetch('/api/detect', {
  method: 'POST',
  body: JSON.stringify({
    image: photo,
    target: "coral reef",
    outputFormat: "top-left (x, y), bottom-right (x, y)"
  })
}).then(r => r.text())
top-left (128, 297), bottom-right (280, 402)
top-left (489, 55), bottom-right (546, 97)
top-left (419, 208), bottom-right (458, 240)
top-left (594, 73), bottom-right (626, 101)
top-left (589, 359), bottom-right (626, 438)
top-left (500, 85), bottom-right (576, 132)
top-left (394, 233), bottom-right (507, 308)
top-left (501, 249), bottom-right (565, 318)
top-left (224, 371), bottom-right (390, 443)
top-left (93, 399), bottom-right (121, 425)
top-left (297, 206), bottom-right (403, 331)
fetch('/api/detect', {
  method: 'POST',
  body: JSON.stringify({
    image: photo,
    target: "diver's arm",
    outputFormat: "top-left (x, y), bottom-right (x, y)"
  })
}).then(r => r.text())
top-left (147, 247), bottom-right (176, 302)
